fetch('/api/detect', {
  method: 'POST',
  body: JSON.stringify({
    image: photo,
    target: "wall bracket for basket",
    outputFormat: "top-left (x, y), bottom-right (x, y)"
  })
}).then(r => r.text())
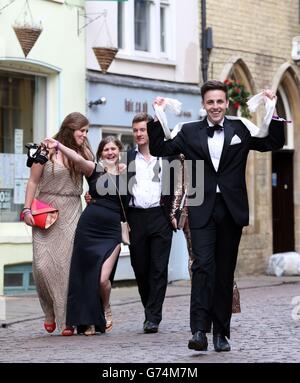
top-left (77, 9), bottom-right (118, 73)
top-left (77, 9), bottom-right (107, 36)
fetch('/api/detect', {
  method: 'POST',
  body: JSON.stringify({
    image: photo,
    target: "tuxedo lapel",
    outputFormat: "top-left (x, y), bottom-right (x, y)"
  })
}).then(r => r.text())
top-left (198, 119), bottom-right (215, 169)
top-left (218, 117), bottom-right (234, 171)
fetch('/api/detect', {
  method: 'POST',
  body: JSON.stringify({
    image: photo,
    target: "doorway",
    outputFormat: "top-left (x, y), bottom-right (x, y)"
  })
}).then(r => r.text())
top-left (272, 150), bottom-right (295, 253)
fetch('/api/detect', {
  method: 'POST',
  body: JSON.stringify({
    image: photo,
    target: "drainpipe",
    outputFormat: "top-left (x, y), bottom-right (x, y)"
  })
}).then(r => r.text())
top-left (201, 0), bottom-right (208, 82)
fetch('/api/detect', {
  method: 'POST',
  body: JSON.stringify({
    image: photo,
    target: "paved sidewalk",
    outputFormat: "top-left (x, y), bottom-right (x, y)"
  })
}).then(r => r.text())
top-left (0, 275), bottom-right (300, 363)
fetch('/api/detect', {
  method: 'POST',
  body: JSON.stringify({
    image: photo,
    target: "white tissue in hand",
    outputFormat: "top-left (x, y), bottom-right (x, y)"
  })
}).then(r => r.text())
top-left (246, 92), bottom-right (276, 137)
top-left (164, 98), bottom-right (182, 115)
top-left (154, 98), bottom-right (182, 139)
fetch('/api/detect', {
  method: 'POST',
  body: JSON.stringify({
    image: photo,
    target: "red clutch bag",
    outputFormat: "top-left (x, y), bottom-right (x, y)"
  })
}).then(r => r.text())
top-left (20, 199), bottom-right (59, 229)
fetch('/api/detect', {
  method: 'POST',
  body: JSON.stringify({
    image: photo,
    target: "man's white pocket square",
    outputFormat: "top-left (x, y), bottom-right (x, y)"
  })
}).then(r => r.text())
top-left (230, 135), bottom-right (242, 145)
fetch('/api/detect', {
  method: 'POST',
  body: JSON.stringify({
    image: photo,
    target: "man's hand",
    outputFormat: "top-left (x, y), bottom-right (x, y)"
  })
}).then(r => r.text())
top-left (153, 96), bottom-right (167, 110)
top-left (263, 89), bottom-right (277, 101)
top-left (84, 191), bottom-right (92, 204)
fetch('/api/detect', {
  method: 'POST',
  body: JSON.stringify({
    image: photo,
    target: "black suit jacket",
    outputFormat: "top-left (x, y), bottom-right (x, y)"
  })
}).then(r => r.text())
top-left (147, 117), bottom-right (285, 229)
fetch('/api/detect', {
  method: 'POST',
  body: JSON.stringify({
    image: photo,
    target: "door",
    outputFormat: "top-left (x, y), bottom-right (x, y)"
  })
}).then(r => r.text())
top-left (272, 151), bottom-right (294, 253)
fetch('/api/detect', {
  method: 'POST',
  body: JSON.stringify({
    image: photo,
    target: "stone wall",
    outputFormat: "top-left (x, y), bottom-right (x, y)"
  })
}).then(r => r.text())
top-left (201, 0), bottom-right (300, 274)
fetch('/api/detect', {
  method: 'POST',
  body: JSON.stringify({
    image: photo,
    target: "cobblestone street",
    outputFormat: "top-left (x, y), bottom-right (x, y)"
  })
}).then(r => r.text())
top-left (1, 277), bottom-right (300, 364)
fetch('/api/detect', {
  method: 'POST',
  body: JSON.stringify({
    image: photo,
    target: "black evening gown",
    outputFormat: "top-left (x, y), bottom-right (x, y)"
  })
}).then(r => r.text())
top-left (66, 165), bottom-right (126, 332)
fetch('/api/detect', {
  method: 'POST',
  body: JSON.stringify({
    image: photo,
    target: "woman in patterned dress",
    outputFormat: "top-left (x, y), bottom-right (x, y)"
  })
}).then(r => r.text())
top-left (42, 136), bottom-right (126, 336)
top-left (22, 112), bottom-right (94, 336)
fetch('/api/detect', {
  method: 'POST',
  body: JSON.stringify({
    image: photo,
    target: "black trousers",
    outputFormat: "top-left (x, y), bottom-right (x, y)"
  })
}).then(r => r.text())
top-left (190, 194), bottom-right (242, 338)
top-left (127, 206), bottom-right (173, 324)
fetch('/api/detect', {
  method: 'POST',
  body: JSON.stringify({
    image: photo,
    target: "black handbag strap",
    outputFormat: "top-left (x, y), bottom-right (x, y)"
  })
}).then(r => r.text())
top-left (106, 171), bottom-right (128, 222)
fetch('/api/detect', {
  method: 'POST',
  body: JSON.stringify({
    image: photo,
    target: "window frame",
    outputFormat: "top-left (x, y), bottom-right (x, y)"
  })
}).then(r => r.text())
top-left (117, 0), bottom-right (174, 61)
top-left (0, 69), bottom-right (47, 223)
top-left (4, 263), bottom-right (36, 295)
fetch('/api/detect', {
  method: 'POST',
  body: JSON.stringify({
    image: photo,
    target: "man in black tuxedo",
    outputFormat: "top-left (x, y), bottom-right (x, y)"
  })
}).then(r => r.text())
top-left (126, 113), bottom-right (174, 334)
top-left (147, 80), bottom-right (285, 351)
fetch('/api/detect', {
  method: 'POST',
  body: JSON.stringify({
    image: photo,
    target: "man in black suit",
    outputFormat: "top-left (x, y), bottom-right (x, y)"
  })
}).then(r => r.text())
top-left (126, 113), bottom-right (174, 334)
top-left (147, 80), bottom-right (285, 351)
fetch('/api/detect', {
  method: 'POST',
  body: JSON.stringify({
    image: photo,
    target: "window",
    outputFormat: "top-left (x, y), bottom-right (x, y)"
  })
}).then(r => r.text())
top-left (134, 0), bottom-right (150, 51)
top-left (118, 1), bottom-right (124, 49)
top-left (118, 0), bottom-right (173, 60)
top-left (4, 263), bottom-right (36, 295)
top-left (160, 5), bottom-right (166, 53)
top-left (4, 273), bottom-right (23, 287)
top-left (0, 71), bottom-right (46, 223)
top-left (29, 272), bottom-right (35, 287)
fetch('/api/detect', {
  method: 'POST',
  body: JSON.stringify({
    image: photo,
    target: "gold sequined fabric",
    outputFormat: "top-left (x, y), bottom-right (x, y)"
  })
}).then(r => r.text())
top-left (32, 161), bottom-right (83, 330)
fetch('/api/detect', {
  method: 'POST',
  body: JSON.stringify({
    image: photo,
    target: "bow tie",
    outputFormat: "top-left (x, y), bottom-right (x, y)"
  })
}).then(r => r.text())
top-left (207, 124), bottom-right (223, 138)
top-left (152, 157), bottom-right (161, 182)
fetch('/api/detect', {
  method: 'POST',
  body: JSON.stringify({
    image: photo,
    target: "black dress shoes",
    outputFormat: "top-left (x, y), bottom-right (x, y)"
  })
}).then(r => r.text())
top-left (188, 331), bottom-right (208, 351)
top-left (143, 320), bottom-right (159, 333)
top-left (213, 334), bottom-right (231, 352)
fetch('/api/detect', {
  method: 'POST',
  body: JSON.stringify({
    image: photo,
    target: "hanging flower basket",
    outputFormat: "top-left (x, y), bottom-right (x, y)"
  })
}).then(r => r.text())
top-left (13, 26), bottom-right (42, 57)
top-left (224, 79), bottom-right (251, 118)
top-left (93, 47), bottom-right (118, 73)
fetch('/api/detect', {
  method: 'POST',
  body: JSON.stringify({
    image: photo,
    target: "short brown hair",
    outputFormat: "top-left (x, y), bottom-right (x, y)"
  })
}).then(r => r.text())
top-left (201, 80), bottom-right (228, 100)
top-left (132, 112), bottom-right (154, 125)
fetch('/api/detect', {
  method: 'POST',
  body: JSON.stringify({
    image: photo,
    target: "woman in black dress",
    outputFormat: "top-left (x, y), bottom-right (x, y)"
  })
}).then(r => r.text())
top-left (43, 136), bottom-right (126, 336)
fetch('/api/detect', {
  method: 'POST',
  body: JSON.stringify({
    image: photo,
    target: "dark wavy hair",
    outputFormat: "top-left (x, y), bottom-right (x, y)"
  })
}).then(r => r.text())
top-left (201, 80), bottom-right (228, 100)
top-left (96, 136), bottom-right (123, 162)
top-left (51, 112), bottom-right (94, 184)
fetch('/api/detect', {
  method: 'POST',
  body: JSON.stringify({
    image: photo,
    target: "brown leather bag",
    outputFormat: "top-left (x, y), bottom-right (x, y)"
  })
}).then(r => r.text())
top-left (232, 280), bottom-right (241, 313)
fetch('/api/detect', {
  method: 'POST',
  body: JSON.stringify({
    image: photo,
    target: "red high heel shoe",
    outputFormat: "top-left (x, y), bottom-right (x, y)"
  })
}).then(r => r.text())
top-left (61, 327), bottom-right (74, 336)
top-left (44, 322), bottom-right (56, 333)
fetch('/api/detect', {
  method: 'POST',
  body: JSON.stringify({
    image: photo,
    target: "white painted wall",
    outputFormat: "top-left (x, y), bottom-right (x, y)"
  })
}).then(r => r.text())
top-left (0, 0), bottom-right (86, 127)
top-left (86, 0), bottom-right (199, 84)
top-left (0, 0), bottom-right (87, 294)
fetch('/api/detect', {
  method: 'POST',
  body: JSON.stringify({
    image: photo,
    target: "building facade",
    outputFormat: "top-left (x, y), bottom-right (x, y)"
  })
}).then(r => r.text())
top-left (0, 0), bottom-right (86, 294)
top-left (2, 0), bottom-right (293, 294)
top-left (200, 0), bottom-right (300, 274)
top-left (85, 0), bottom-right (200, 281)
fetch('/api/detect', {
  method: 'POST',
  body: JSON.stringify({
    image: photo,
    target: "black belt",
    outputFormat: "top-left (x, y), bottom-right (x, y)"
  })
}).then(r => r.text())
top-left (128, 206), bottom-right (161, 211)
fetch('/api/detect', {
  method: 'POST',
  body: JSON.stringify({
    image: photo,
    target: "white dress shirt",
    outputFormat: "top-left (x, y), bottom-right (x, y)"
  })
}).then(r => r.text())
top-left (130, 148), bottom-right (162, 208)
top-left (207, 119), bottom-right (225, 193)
